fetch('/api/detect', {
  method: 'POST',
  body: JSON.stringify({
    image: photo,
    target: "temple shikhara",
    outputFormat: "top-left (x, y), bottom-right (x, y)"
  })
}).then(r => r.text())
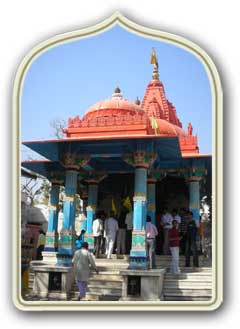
top-left (22, 49), bottom-right (212, 301)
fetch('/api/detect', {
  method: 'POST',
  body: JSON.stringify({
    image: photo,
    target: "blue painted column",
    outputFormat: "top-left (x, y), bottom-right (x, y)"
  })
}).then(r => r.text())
top-left (44, 183), bottom-right (60, 252)
top-left (81, 199), bottom-right (88, 231)
top-left (147, 178), bottom-right (157, 225)
top-left (189, 178), bottom-right (201, 225)
top-left (130, 166), bottom-right (148, 269)
top-left (85, 182), bottom-right (98, 252)
top-left (57, 170), bottom-right (78, 266)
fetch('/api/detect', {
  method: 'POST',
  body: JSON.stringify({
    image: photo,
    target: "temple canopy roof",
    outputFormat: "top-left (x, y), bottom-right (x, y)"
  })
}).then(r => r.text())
top-left (22, 136), bottom-right (211, 180)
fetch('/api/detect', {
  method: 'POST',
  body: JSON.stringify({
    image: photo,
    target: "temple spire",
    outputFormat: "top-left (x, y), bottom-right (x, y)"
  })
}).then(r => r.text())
top-left (150, 48), bottom-right (159, 81)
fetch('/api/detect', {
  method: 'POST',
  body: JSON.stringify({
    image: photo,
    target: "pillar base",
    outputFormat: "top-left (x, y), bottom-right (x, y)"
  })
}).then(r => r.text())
top-left (44, 231), bottom-right (59, 252)
top-left (129, 229), bottom-right (148, 269)
top-left (42, 251), bottom-right (58, 264)
top-left (56, 253), bottom-right (74, 267)
top-left (129, 256), bottom-right (149, 270)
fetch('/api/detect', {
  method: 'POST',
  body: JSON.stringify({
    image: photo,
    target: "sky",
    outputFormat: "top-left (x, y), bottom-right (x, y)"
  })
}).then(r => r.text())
top-left (21, 25), bottom-right (212, 155)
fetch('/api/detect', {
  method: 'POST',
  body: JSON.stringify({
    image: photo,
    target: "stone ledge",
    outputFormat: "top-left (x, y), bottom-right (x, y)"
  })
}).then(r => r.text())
top-left (120, 269), bottom-right (166, 276)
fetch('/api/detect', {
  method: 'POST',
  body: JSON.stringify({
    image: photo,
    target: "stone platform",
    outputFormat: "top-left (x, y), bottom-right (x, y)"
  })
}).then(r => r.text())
top-left (120, 269), bottom-right (166, 301)
top-left (30, 261), bottom-right (74, 300)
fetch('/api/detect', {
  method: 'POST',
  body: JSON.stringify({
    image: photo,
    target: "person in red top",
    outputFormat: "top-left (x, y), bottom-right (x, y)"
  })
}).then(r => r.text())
top-left (168, 219), bottom-right (181, 274)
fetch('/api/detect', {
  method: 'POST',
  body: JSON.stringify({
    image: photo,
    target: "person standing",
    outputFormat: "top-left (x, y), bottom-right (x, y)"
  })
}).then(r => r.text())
top-left (172, 209), bottom-right (181, 228)
top-left (198, 216), bottom-right (204, 255)
top-left (116, 207), bottom-right (128, 255)
top-left (146, 216), bottom-right (158, 269)
top-left (185, 212), bottom-right (199, 268)
top-left (104, 211), bottom-right (119, 259)
top-left (75, 229), bottom-right (86, 250)
top-left (125, 210), bottom-right (133, 254)
top-left (168, 219), bottom-right (181, 274)
top-left (36, 230), bottom-right (45, 260)
top-left (161, 208), bottom-right (173, 255)
top-left (72, 242), bottom-right (98, 301)
top-left (178, 208), bottom-right (189, 255)
top-left (92, 213), bottom-right (104, 258)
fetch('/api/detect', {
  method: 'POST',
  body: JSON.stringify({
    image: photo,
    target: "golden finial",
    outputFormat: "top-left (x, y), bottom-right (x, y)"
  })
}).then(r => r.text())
top-left (135, 96), bottom-right (141, 105)
top-left (150, 48), bottom-right (159, 81)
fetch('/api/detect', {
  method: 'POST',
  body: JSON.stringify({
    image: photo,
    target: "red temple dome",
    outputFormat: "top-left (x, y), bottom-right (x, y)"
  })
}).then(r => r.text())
top-left (63, 87), bottom-right (151, 138)
top-left (63, 58), bottom-right (199, 156)
top-left (84, 87), bottom-right (145, 120)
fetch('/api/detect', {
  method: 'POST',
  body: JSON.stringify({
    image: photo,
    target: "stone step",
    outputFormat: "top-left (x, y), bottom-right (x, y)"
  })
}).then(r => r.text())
top-left (88, 283), bottom-right (122, 290)
top-left (163, 289), bottom-right (212, 296)
top-left (165, 277), bottom-right (212, 283)
top-left (164, 274), bottom-right (212, 280)
top-left (164, 282), bottom-right (212, 289)
top-left (70, 290), bottom-right (121, 299)
top-left (89, 273), bottom-right (123, 281)
top-left (164, 296), bottom-right (211, 301)
top-left (73, 280), bottom-right (122, 289)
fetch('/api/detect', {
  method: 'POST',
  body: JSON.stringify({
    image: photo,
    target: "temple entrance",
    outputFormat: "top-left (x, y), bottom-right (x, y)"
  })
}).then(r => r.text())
top-left (96, 173), bottom-right (188, 256)
top-left (156, 176), bottom-right (188, 214)
top-left (98, 173), bottom-right (134, 214)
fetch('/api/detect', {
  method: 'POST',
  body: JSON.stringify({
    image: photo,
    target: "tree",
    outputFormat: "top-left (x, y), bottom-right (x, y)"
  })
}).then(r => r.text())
top-left (50, 118), bottom-right (67, 139)
top-left (21, 177), bottom-right (42, 206)
top-left (39, 179), bottom-right (51, 205)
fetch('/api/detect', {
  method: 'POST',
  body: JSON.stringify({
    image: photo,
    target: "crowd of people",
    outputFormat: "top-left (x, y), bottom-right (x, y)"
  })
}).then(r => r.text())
top-left (73, 207), bottom-right (204, 300)
top-left (74, 207), bottom-right (203, 269)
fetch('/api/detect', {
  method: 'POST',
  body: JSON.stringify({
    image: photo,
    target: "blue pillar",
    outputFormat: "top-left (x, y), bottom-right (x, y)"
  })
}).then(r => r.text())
top-left (57, 170), bottom-right (78, 266)
top-left (81, 199), bottom-right (88, 231)
top-left (44, 184), bottom-right (60, 252)
top-left (147, 179), bottom-right (156, 225)
top-left (130, 167), bottom-right (148, 269)
top-left (189, 179), bottom-right (200, 225)
top-left (85, 182), bottom-right (98, 252)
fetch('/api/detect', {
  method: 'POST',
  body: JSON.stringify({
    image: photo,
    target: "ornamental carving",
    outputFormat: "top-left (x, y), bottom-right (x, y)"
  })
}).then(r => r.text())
top-left (59, 229), bottom-right (76, 248)
top-left (131, 231), bottom-right (146, 250)
top-left (123, 151), bottom-right (157, 168)
top-left (64, 112), bottom-right (147, 131)
top-left (61, 153), bottom-right (90, 169)
top-left (86, 205), bottom-right (97, 212)
top-left (184, 167), bottom-right (207, 181)
top-left (79, 171), bottom-right (107, 184)
top-left (48, 170), bottom-right (65, 185)
top-left (133, 194), bottom-right (147, 202)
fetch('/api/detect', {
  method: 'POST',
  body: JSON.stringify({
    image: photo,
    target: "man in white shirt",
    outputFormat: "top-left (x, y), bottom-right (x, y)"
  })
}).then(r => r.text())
top-left (146, 216), bottom-right (158, 269)
top-left (92, 212), bottom-right (104, 258)
top-left (172, 208), bottom-right (181, 229)
top-left (161, 208), bottom-right (173, 255)
top-left (104, 211), bottom-right (119, 259)
top-left (73, 242), bottom-right (98, 300)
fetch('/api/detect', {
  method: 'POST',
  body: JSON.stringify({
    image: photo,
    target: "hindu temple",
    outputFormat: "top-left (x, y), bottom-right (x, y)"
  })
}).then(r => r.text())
top-left (21, 49), bottom-right (212, 300)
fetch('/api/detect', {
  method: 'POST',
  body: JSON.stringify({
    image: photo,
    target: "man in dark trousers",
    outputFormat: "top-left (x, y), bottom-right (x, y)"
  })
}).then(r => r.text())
top-left (179, 208), bottom-right (188, 254)
top-left (185, 212), bottom-right (199, 268)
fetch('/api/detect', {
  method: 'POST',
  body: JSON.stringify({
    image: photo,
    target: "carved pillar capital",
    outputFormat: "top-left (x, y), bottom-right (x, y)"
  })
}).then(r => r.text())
top-left (122, 151), bottom-right (157, 168)
top-left (49, 170), bottom-right (65, 185)
top-left (61, 153), bottom-right (90, 170)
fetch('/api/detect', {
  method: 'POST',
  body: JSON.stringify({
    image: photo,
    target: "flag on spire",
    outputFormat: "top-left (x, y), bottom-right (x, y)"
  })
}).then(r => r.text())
top-left (151, 115), bottom-right (158, 134)
top-left (150, 48), bottom-right (158, 67)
